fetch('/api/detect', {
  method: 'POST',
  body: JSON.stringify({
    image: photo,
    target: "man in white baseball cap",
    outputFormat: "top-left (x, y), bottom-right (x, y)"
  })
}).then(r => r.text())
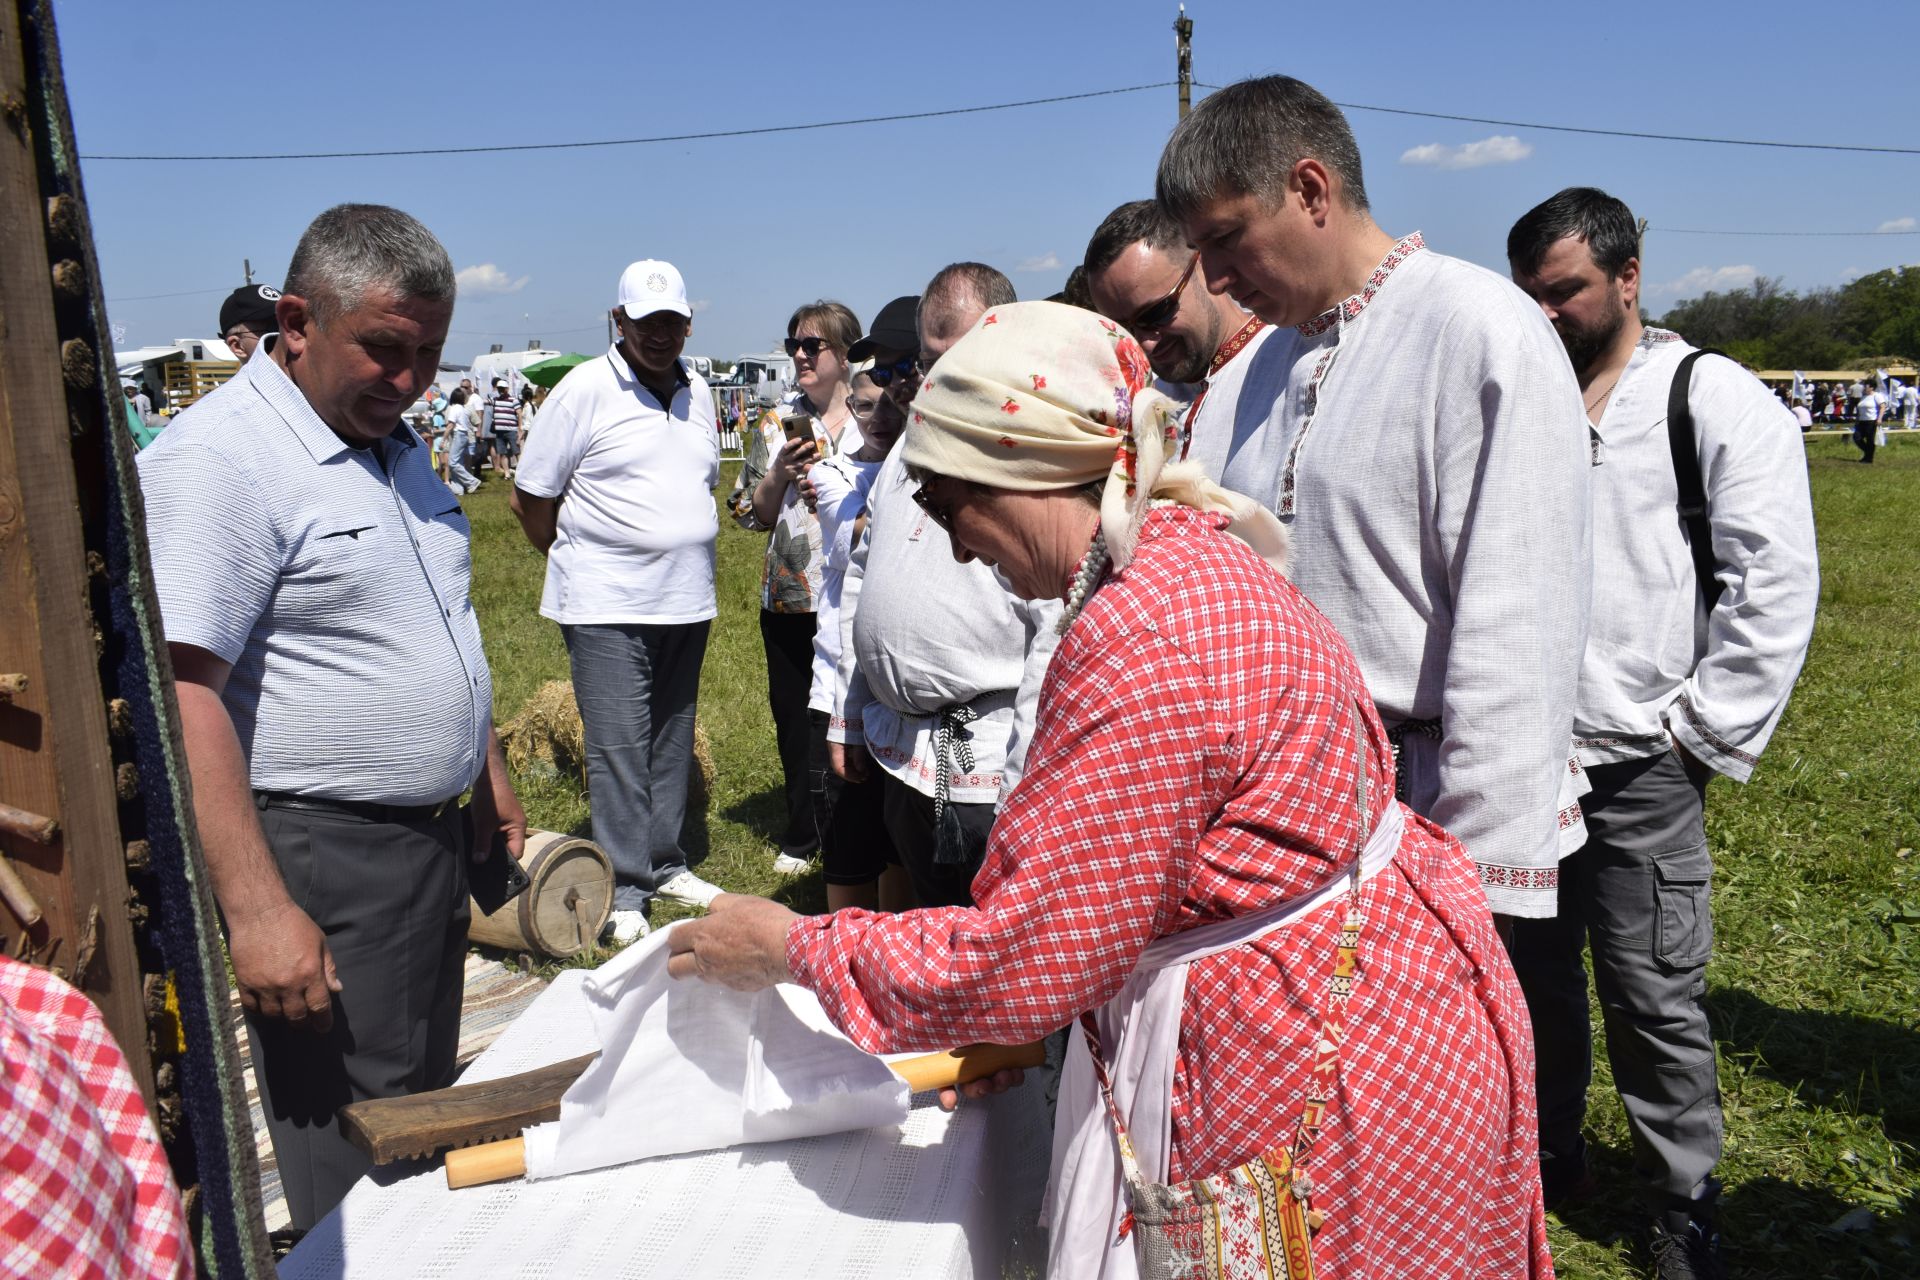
top-left (617, 258), bottom-right (693, 320)
top-left (510, 258), bottom-right (723, 943)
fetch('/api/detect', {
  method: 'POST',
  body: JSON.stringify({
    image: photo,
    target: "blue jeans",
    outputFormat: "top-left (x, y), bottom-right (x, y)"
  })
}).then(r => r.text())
top-left (447, 429), bottom-right (480, 490)
top-left (563, 621), bottom-right (710, 910)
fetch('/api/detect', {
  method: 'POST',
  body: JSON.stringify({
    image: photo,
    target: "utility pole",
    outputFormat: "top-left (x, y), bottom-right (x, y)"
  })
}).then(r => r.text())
top-left (243, 257), bottom-right (253, 285)
top-left (1175, 5), bottom-right (1193, 119)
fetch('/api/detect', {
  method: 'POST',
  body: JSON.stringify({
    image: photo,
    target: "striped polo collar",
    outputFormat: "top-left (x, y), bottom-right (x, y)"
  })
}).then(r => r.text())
top-left (246, 335), bottom-right (417, 461)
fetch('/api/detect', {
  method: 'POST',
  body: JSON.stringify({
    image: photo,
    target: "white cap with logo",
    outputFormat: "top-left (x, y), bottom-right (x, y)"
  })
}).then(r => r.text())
top-left (617, 259), bottom-right (692, 320)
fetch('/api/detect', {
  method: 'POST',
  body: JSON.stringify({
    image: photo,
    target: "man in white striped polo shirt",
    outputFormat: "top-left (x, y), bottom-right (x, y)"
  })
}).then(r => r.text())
top-left (486, 376), bottom-right (520, 479)
top-left (137, 204), bottom-right (526, 1230)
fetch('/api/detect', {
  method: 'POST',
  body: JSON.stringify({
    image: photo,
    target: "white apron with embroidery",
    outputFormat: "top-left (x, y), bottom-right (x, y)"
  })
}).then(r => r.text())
top-left (1043, 801), bottom-right (1406, 1279)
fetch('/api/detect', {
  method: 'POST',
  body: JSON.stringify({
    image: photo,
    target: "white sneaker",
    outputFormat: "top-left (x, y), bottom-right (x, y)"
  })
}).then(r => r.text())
top-left (602, 909), bottom-right (650, 945)
top-left (654, 870), bottom-right (723, 910)
top-left (770, 852), bottom-right (811, 876)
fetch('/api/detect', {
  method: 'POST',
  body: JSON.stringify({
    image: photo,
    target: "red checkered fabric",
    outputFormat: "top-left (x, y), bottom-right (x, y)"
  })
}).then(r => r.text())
top-left (790, 507), bottom-right (1552, 1278)
top-left (0, 957), bottom-right (190, 1280)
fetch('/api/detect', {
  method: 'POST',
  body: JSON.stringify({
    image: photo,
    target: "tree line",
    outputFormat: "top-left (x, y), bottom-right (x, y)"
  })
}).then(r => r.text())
top-left (1654, 265), bottom-right (1919, 370)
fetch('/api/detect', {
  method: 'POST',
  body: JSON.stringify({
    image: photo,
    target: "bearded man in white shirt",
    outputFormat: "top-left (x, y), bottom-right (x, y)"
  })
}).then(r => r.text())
top-left (1508, 186), bottom-right (1819, 1278)
top-left (1155, 76), bottom-right (1593, 924)
top-left (1082, 199), bottom-right (1276, 475)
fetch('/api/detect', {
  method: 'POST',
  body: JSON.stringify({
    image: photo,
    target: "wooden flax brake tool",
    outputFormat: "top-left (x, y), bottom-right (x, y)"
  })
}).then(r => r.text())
top-left (342, 1040), bottom-right (1048, 1190)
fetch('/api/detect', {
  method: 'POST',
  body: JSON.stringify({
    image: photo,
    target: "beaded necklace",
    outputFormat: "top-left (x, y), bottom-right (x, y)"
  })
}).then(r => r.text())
top-left (1056, 529), bottom-right (1111, 635)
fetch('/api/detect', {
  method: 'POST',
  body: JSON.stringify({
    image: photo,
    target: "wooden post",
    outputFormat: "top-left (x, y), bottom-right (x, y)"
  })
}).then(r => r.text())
top-left (0, 0), bottom-right (154, 1100)
top-left (1175, 5), bottom-right (1193, 120)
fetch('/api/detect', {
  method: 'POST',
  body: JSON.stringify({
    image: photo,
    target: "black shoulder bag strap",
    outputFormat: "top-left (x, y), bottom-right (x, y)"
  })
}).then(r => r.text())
top-left (1666, 348), bottom-right (1727, 610)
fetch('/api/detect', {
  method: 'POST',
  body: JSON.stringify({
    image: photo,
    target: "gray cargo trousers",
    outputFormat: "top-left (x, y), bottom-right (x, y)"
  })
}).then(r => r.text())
top-left (1508, 749), bottom-right (1723, 1210)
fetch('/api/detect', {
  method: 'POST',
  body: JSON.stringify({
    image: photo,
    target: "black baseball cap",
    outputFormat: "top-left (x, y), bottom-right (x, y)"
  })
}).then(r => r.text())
top-left (219, 283), bottom-right (282, 335)
top-left (847, 295), bottom-right (920, 362)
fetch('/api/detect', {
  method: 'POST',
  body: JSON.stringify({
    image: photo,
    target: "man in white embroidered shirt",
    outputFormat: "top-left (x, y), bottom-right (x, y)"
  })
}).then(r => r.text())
top-left (1508, 187), bottom-right (1818, 1277)
top-left (1155, 76), bottom-right (1594, 922)
top-left (1082, 199), bottom-right (1277, 473)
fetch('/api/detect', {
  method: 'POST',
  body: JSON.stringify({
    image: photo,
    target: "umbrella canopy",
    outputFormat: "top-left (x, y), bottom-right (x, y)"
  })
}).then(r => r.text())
top-left (520, 353), bottom-right (594, 388)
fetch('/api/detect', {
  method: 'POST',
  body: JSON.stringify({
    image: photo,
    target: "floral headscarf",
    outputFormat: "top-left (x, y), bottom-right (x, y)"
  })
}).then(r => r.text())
top-left (902, 300), bottom-right (1287, 574)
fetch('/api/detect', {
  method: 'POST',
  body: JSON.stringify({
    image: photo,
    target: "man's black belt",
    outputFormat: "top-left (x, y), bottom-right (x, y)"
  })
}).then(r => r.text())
top-left (253, 791), bottom-right (457, 825)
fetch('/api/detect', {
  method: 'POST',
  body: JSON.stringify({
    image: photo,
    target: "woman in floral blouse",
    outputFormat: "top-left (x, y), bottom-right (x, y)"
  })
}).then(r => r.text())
top-left (727, 301), bottom-right (863, 876)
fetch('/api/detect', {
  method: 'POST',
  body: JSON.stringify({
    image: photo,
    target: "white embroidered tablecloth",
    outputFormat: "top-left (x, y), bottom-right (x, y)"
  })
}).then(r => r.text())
top-left (280, 970), bottom-right (1052, 1279)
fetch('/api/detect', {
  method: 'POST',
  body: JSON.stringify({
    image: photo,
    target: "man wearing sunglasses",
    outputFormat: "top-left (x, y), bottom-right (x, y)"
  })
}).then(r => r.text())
top-left (219, 282), bottom-right (282, 363)
top-left (826, 265), bottom-right (1063, 910)
top-left (846, 294), bottom-right (922, 414)
top-left (1084, 199), bottom-right (1276, 476)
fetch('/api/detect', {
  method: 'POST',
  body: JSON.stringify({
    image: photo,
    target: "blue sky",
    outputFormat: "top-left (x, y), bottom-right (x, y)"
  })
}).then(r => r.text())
top-left (60, 0), bottom-right (1920, 365)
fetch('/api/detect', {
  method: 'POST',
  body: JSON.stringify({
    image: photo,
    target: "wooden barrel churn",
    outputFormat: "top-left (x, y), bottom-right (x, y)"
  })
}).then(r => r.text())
top-left (468, 829), bottom-right (613, 959)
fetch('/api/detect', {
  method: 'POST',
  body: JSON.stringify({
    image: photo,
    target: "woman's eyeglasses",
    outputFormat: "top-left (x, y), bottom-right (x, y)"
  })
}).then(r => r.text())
top-left (867, 354), bottom-right (920, 388)
top-left (784, 335), bottom-right (836, 359)
top-left (847, 396), bottom-right (879, 420)
top-left (1124, 252), bottom-right (1200, 336)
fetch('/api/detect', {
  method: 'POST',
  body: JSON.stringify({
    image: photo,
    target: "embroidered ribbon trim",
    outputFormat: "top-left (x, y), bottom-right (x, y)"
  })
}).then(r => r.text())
top-left (1179, 315), bottom-right (1270, 461)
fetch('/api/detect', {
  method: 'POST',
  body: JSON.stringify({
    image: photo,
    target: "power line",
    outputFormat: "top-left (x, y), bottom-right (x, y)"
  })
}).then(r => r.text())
top-left (447, 324), bottom-right (607, 338)
top-left (1648, 225), bottom-right (1920, 237)
top-left (1193, 85), bottom-right (1920, 156)
top-left (105, 286), bottom-right (228, 302)
top-left (78, 83), bottom-right (1176, 162)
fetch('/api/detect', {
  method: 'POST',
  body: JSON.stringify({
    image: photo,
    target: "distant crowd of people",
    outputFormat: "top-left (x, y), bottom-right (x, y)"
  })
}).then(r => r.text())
top-left (1767, 375), bottom-right (1916, 463)
top-left (112, 73), bottom-right (1833, 1280)
top-left (413, 376), bottom-right (539, 491)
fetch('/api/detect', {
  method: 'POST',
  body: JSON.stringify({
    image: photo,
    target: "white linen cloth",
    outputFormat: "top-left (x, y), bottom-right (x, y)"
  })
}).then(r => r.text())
top-left (830, 448), bottom-right (1061, 804)
top-left (1044, 803), bottom-right (1406, 1280)
top-left (281, 968), bottom-right (1051, 1279)
top-left (1211, 235), bottom-right (1592, 917)
top-left (1575, 330), bottom-right (1819, 780)
top-left (521, 923), bottom-right (908, 1178)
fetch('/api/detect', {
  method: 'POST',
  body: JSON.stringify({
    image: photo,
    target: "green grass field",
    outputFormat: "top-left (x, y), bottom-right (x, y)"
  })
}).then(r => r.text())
top-left (463, 437), bottom-right (1918, 1279)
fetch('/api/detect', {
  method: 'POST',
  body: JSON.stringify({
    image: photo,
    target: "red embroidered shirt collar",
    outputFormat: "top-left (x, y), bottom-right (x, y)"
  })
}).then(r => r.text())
top-left (1177, 314), bottom-right (1270, 460)
top-left (1208, 314), bottom-right (1268, 377)
top-left (1296, 232), bottom-right (1426, 338)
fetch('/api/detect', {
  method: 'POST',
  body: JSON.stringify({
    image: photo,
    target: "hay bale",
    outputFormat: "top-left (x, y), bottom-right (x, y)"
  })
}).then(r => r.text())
top-left (499, 680), bottom-right (587, 779)
top-left (689, 718), bottom-right (715, 814)
top-left (500, 678), bottom-right (715, 810)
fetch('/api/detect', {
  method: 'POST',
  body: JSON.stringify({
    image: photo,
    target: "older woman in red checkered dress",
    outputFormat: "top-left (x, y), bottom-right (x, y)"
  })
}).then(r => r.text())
top-left (669, 303), bottom-right (1551, 1279)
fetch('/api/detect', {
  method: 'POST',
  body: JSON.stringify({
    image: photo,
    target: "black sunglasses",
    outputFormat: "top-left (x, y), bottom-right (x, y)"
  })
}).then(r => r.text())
top-left (784, 335), bottom-right (836, 358)
top-left (1124, 252), bottom-right (1201, 335)
top-left (910, 479), bottom-right (953, 531)
top-left (867, 354), bottom-right (920, 388)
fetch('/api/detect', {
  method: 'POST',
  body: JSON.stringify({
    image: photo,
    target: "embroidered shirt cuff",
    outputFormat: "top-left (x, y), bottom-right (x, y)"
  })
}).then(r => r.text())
top-left (1663, 693), bottom-right (1755, 784)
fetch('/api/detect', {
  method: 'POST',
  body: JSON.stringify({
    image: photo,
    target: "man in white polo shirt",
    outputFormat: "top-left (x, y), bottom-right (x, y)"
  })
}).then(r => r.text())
top-left (511, 259), bottom-right (723, 944)
top-left (137, 204), bottom-right (526, 1229)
